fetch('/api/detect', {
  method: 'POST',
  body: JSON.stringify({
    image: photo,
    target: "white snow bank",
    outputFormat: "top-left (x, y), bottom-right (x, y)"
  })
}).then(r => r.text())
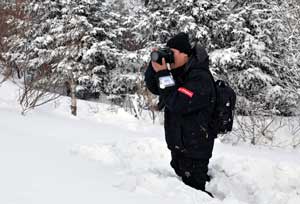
top-left (1, 78), bottom-right (300, 204)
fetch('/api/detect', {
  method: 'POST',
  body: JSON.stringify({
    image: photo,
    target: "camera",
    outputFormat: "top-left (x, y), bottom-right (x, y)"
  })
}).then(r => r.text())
top-left (150, 47), bottom-right (174, 65)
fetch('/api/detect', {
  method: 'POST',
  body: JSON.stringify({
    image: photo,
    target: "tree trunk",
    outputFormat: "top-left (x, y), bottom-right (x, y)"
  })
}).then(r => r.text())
top-left (70, 78), bottom-right (77, 116)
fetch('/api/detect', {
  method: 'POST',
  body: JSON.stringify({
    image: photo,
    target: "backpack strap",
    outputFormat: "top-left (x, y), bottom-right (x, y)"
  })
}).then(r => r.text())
top-left (201, 69), bottom-right (218, 137)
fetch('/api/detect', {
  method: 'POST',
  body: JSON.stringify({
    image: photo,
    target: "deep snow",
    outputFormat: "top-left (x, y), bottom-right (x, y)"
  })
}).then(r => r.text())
top-left (0, 80), bottom-right (300, 204)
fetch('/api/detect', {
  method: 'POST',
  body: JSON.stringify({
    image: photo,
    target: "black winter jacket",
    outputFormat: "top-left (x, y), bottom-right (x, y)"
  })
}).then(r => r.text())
top-left (144, 45), bottom-right (217, 159)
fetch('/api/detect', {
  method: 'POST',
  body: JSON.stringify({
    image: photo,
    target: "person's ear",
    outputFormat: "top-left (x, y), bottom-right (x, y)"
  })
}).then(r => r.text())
top-left (184, 53), bottom-right (189, 61)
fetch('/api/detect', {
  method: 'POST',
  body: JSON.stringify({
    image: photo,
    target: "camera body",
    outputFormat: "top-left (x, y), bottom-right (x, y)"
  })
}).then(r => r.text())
top-left (151, 47), bottom-right (174, 65)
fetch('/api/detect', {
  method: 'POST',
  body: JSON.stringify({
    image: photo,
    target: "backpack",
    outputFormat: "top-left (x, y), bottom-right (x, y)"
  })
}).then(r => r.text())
top-left (210, 79), bottom-right (236, 134)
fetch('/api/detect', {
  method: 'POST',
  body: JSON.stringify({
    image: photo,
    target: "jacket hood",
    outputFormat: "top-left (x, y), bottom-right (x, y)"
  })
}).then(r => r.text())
top-left (184, 43), bottom-right (209, 73)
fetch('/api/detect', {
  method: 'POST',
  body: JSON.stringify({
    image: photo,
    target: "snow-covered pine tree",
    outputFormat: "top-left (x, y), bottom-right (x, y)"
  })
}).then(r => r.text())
top-left (3, 0), bottom-right (300, 116)
top-left (6, 0), bottom-right (149, 103)
top-left (143, 0), bottom-right (300, 116)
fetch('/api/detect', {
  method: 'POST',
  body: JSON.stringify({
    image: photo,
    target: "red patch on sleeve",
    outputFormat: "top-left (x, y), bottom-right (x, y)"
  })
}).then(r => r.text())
top-left (178, 87), bottom-right (194, 98)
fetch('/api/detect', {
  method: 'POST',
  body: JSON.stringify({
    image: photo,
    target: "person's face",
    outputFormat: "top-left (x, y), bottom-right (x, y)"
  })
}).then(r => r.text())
top-left (171, 48), bottom-right (189, 69)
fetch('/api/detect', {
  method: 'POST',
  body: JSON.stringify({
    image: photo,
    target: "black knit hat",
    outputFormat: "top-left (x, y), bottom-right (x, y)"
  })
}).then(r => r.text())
top-left (166, 32), bottom-right (192, 56)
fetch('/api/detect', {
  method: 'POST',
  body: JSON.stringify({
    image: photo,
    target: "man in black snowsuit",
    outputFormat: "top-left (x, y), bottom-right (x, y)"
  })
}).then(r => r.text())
top-left (144, 33), bottom-right (216, 197)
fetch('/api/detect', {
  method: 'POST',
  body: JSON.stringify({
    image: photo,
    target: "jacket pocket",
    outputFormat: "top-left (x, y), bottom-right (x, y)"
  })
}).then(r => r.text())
top-left (181, 115), bottom-right (208, 149)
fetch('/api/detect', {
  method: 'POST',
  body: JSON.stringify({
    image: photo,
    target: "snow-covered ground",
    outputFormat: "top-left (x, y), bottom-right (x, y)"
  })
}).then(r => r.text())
top-left (1, 80), bottom-right (300, 204)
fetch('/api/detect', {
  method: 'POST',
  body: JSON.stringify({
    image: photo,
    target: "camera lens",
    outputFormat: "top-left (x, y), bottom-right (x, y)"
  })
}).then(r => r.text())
top-left (151, 51), bottom-right (159, 62)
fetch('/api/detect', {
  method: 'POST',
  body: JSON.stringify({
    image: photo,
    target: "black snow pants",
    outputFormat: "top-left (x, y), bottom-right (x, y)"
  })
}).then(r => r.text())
top-left (170, 150), bottom-right (212, 194)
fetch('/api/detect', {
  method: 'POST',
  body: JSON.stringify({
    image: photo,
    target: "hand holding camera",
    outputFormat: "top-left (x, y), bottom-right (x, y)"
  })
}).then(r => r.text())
top-left (151, 47), bottom-right (174, 72)
top-left (150, 47), bottom-right (176, 89)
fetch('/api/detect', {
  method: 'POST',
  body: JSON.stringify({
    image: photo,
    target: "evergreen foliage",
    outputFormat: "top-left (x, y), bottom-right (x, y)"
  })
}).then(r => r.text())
top-left (2, 0), bottom-right (300, 115)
